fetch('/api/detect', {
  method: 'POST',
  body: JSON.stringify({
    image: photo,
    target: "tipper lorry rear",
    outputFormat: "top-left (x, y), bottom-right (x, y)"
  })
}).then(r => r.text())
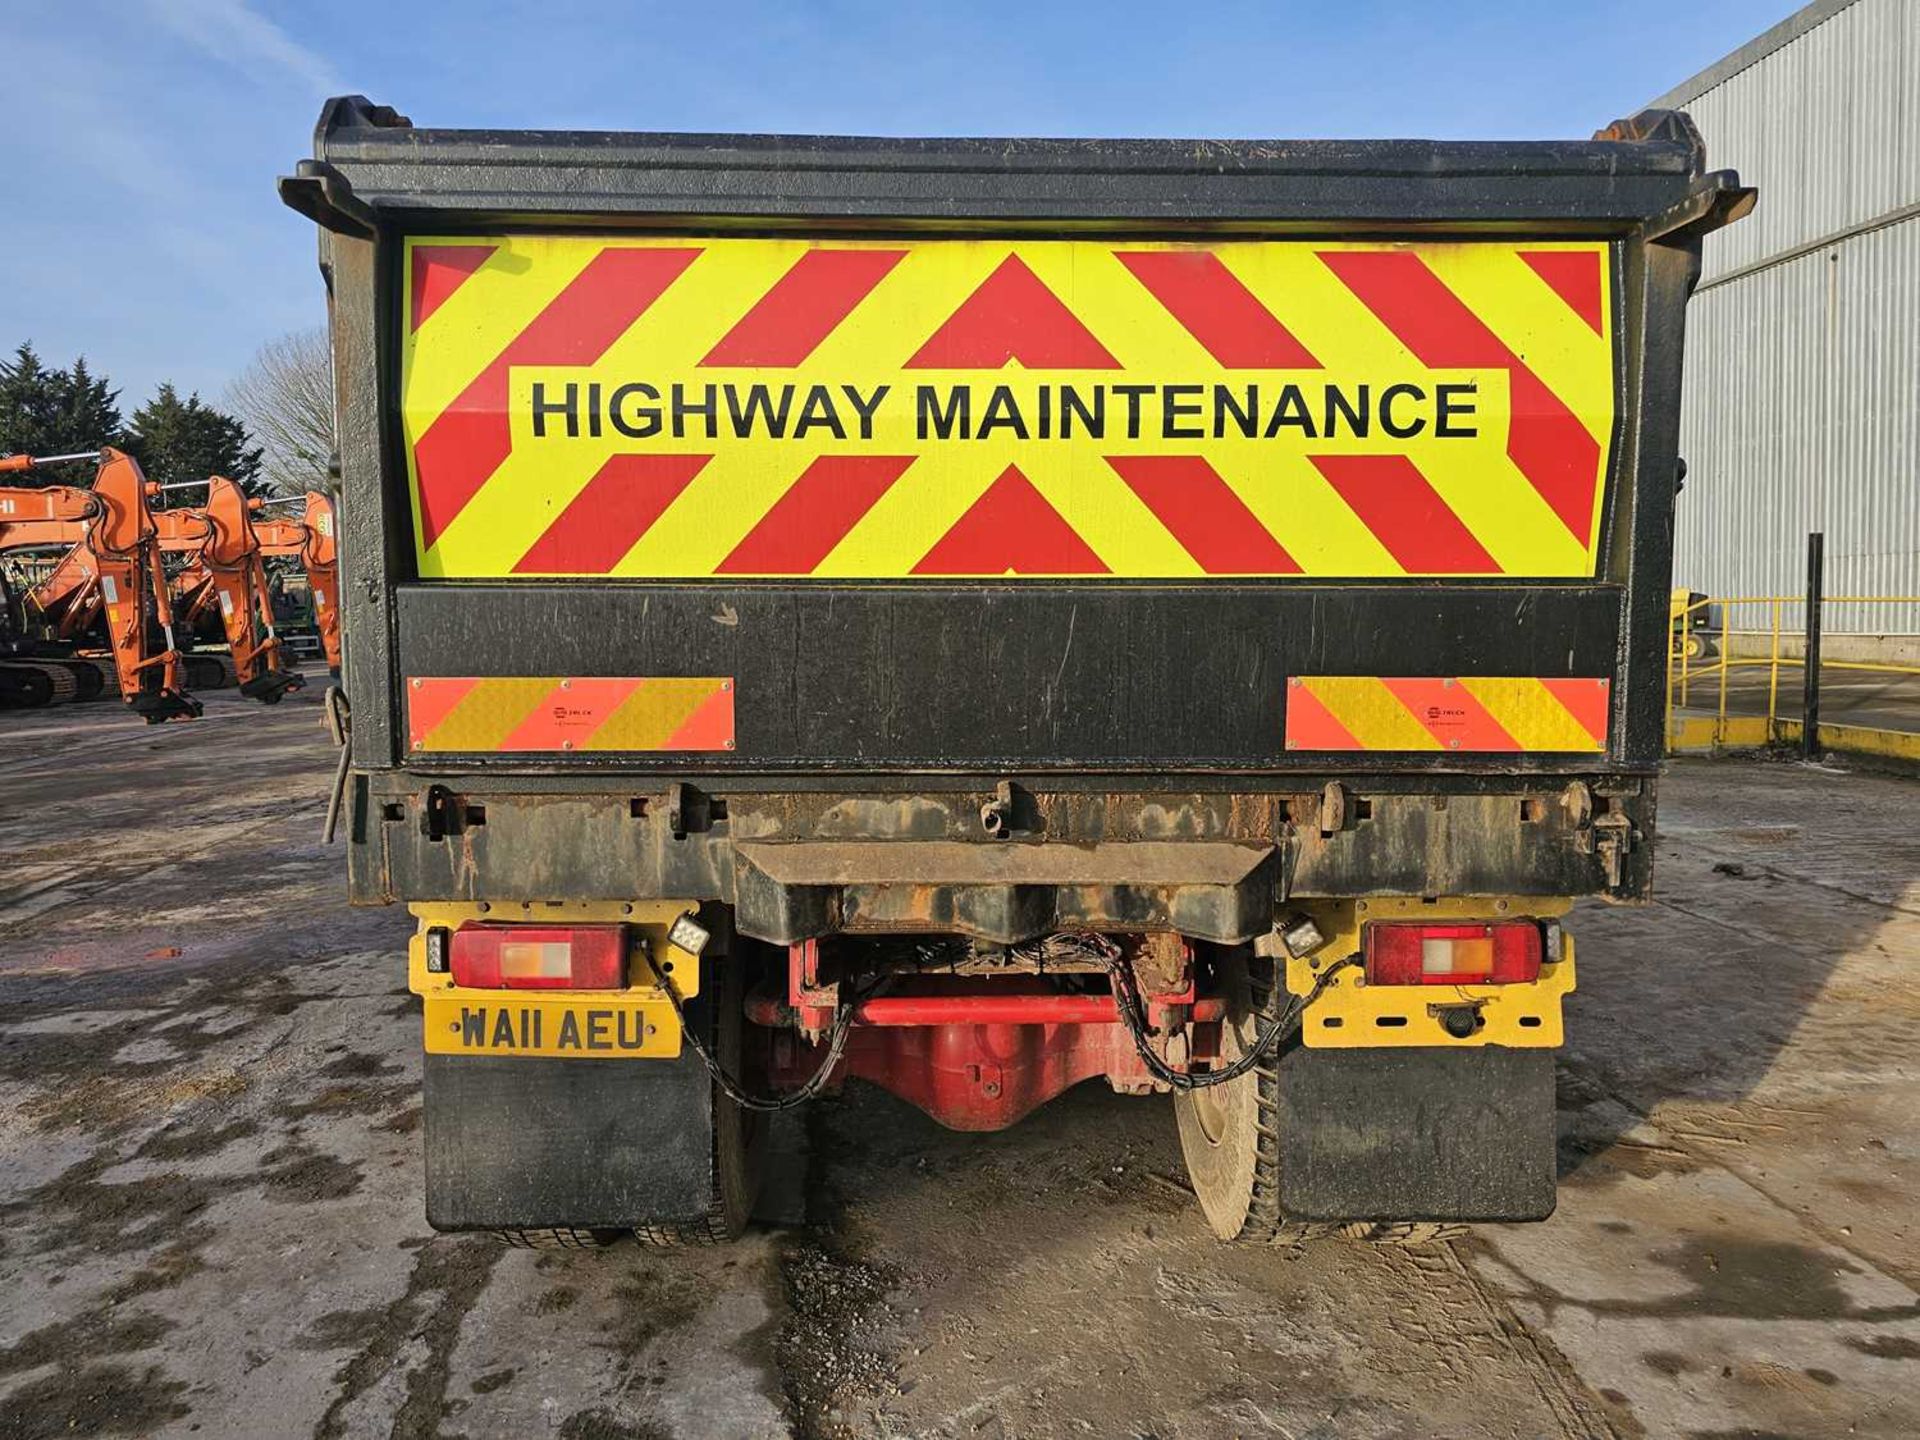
top-left (285, 99), bottom-right (1749, 1244)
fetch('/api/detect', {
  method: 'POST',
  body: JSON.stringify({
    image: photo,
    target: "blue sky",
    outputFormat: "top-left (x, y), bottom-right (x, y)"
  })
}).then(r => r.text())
top-left (2, 0), bottom-right (1794, 413)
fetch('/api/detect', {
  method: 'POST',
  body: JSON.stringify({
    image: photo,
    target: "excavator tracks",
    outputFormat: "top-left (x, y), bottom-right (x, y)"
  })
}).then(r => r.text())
top-left (0, 660), bottom-right (81, 709)
top-left (182, 653), bottom-right (239, 691)
top-left (46, 656), bottom-right (111, 702)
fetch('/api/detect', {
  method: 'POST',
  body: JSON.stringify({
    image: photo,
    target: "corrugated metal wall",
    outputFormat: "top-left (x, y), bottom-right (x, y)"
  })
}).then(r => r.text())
top-left (1662, 0), bottom-right (1919, 632)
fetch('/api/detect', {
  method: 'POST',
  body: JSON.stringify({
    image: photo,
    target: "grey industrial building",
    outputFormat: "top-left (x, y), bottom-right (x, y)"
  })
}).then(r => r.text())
top-left (1653, 0), bottom-right (1917, 644)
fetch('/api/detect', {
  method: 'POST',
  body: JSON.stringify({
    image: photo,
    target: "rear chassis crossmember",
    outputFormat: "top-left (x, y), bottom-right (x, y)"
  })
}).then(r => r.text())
top-left (356, 774), bottom-right (1654, 945)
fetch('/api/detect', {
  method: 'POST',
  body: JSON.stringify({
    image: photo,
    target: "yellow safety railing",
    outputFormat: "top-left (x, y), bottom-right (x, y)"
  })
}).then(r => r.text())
top-left (1665, 593), bottom-right (1920, 760)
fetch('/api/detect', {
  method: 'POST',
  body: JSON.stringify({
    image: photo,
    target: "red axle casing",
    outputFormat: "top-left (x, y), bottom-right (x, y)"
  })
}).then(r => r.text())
top-left (761, 971), bottom-right (1212, 1131)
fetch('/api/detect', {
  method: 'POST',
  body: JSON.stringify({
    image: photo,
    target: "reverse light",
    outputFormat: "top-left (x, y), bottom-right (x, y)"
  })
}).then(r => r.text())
top-left (667, 910), bottom-right (712, 959)
top-left (448, 923), bottom-right (627, 990)
top-left (1364, 921), bottom-right (1544, 986)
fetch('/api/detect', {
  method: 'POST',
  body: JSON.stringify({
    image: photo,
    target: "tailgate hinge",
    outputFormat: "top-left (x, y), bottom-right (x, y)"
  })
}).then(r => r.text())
top-left (420, 784), bottom-right (480, 842)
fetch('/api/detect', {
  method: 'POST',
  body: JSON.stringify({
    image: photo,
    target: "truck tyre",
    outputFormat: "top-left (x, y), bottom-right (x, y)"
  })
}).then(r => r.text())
top-left (1174, 952), bottom-right (1471, 1248)
top-left (634, 957), bottom-right (763, 1248)
top-left (1173, 948), bottom-right (1290, 1242)
top-left (491, 1226), bottom-right (624, 1249)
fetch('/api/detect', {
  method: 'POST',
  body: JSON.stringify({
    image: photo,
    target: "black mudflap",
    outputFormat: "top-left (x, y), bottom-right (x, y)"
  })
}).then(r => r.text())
top-left (1277, 1046), bottom-right (1556, 1223)
top-left (423, 1052), bottom-right (712, 1231)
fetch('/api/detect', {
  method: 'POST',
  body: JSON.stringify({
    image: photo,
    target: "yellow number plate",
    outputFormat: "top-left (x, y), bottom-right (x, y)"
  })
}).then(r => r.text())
top-left (422, 992), bottom-right (681, 1059)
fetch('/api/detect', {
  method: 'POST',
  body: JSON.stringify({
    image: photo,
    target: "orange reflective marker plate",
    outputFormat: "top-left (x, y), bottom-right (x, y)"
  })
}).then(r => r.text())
top-left (406, 675), bottom-right (735, 754)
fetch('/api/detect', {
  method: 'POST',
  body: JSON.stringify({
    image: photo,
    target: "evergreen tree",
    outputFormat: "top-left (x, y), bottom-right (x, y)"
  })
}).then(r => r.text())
top-left (125, 383), bottom-right (265, 505)
top-left (0, 343), bottom-right (126, 479)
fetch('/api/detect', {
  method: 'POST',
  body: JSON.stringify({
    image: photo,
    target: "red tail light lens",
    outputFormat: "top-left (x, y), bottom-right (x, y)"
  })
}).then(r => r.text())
top-left (1364, 921), bottom-right (1543, 986)
top-left (448, 923), bottom-right (627, 990)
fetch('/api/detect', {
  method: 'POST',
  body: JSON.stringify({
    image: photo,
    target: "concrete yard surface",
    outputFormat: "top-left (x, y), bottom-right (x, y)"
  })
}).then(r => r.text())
top-left (1, 684), bottom-right (1916, 1439)
top-left (1671, 664), bottom-right (1920, 739)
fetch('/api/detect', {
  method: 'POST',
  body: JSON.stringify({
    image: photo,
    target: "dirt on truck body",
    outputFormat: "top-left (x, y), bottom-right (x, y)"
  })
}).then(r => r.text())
top-left (283, 97), bottom-right (1751, 1246)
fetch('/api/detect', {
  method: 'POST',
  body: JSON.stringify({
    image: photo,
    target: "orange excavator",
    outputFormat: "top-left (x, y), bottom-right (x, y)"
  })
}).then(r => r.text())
top-left (170, 494), bottom-right (338, 680)
top-left (15, 504), bottom-right (232, 693)
top-left (152, 507), bottom-right (240, 692)
top-left (0, 449), bottom-right (200, 720)
top-left (0, 523), bottom-right (113, 702)
top-left (12, 480), bottom-right (338, 700)
top-left (262, 492), bottom-right (339, 678)
top-left (160, 476), bottom-right (304, 703)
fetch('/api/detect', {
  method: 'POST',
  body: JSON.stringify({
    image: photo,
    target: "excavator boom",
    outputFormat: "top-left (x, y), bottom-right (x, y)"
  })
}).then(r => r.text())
top-left (12, 525), bottom-right (102, 641)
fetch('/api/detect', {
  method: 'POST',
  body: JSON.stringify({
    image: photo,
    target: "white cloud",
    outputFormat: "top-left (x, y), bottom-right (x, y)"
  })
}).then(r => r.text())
top-left (140, 0), bottom-right (341, 95)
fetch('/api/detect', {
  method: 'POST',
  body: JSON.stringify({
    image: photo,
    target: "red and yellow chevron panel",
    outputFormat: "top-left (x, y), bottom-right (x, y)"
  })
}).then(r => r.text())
top-left (406, 676), bottom-right (734, 753)
top-left (400, 236), bottom-right (1616, 580)
top-left (1286, 676), bottom-right (1611, 753)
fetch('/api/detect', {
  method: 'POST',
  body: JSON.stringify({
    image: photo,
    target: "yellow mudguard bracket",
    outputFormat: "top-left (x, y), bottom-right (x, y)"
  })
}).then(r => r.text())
top-left (406, 901), bottom-right (702, 1059)
top-left (1284, 897), bottom-right (1576, 1049)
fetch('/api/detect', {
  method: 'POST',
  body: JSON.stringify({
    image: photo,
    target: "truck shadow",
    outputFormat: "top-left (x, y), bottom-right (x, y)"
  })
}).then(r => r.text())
top-left (1551, 756), bottom-right (1919, 1184)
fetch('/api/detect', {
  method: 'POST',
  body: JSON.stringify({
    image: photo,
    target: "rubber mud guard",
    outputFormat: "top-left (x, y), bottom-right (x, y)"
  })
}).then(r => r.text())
top-left (1277, 1046), bottom-right (1556, 1222)
top-left (423, 1052), bottom-right (713, 1230)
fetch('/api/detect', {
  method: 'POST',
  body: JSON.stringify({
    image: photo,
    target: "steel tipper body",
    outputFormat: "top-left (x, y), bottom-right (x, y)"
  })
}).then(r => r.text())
top-left (285, 98), bottom-right (1748, 1244)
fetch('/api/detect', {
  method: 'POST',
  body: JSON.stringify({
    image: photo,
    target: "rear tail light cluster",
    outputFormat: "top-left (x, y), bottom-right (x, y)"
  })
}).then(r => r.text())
top-left (1363, 921), bottom-right (1545, 986)
top-left (443, 923), bottom-right (628, 990)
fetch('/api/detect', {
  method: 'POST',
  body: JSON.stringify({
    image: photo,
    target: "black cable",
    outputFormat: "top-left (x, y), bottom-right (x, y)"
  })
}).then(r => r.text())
top-left (657, 966), bottom-right (890, 1113)
top-left (1105, 951), bottom-right (1360, 1091)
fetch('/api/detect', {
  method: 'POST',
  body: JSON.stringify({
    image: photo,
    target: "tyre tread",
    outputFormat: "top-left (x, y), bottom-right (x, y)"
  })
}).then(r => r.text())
top-left (490, 1226), bottom-right (621, 1250)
